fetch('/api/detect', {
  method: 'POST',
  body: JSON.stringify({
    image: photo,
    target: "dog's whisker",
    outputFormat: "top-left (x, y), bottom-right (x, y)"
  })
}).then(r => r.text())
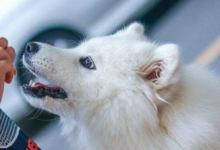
top-left (26, 107), bottom-right (36, 116)
top-left (37, 117), bottom-right (60, 122)
top-left (29, 109), bottom-right (42, 120)
top-left (29, 109), bottom-right (40, 120)
top-left (20, 69), bottom-right (31, 78)
top-left (68, 40), bottom-right (80, 46)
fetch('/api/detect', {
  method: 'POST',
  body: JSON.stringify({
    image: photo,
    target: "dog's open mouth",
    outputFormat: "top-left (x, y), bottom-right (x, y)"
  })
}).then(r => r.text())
top-left (22, 80), bottom-right (68, 99)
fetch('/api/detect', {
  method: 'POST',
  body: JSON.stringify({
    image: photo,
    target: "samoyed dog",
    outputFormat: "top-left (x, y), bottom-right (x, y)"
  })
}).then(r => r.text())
top-left (21, 23), bottom-right (220, 150)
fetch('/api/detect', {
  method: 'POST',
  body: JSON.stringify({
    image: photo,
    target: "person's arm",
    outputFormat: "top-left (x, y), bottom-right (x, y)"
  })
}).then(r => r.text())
top-left (0, 37), bottom-right (15, 102)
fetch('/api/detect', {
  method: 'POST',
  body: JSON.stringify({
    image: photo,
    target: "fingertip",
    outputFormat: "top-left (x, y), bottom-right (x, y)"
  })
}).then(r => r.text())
top-left (5, 70), bottom-right (14, 84)
top-left (0, 37), bottom-right (8, 48)
top-left (5, 76), bottom-right (13, 84)
top-left (6, 46), bottom-right (16, 62)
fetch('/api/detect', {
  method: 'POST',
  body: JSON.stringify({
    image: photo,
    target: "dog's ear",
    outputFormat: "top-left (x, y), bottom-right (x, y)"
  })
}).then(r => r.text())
top-left (140, 44), bottom-right (180, 90)
top-left (113, 22), bottom-right (147, 41)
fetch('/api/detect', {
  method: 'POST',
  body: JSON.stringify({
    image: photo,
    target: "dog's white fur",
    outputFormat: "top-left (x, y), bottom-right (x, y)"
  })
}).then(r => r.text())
top-left (22, 23), bottom-right (220, 150)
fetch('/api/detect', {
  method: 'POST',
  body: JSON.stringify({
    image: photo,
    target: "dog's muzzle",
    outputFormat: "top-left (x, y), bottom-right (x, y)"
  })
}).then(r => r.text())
top-left (24, 42), bottom-right (41, 71)
top-left (21, 42), bottom-right (68, 99)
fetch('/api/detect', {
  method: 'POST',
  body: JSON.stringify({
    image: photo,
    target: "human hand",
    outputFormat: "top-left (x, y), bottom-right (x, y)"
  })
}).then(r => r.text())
top-left (0, 37), bottom-right (16, 102)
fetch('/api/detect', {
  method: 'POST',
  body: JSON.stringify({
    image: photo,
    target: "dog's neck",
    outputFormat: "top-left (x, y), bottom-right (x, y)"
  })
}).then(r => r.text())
top-left (61, 89), bottom-right (171, 149)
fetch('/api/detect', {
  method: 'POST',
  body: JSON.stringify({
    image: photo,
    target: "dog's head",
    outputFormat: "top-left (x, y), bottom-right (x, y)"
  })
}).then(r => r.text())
top-left (21, 23), bottom-right (180, 124)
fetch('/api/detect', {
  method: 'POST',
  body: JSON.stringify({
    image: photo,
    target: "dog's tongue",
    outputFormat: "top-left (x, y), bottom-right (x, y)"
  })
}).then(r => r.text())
top-left (35, 82), bottom-right (60, 90)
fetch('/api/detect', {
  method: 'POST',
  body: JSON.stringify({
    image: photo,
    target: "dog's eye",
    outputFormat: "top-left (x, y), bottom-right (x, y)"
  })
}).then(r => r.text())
top-left (79, 56), bottom-right (96, 70)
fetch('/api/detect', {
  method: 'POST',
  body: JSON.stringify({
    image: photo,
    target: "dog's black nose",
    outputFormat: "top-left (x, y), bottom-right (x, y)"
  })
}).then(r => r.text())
top-left (25, 42), bottom-right (40, 54)
top-left (24, 42), bottom-right (41, 71)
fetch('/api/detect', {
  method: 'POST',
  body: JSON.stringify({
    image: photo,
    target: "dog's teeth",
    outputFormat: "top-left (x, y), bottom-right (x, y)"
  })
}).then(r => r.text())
top-left (32, 82), bottom-right (36, 87)
top-left (29, 80), bottom-right (33, 86)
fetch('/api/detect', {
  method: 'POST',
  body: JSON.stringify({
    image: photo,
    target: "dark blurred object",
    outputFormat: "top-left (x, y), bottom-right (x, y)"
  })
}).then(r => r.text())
top-left (139, 0), bottom-right (181, 33)
top-left (114, 0), bottom-right (181, 34)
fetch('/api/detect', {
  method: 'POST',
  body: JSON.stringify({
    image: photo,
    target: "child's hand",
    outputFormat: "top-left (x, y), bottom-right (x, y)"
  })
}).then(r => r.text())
top-left (0, 37), bottom-right (16, 102)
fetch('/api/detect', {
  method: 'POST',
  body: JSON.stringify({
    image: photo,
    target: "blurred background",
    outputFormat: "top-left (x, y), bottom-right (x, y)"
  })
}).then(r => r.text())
top-left (0, 0), bottom-right (220, 149)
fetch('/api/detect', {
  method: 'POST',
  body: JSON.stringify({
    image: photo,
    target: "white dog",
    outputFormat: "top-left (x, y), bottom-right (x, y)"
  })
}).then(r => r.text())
top-left (21, 23), bottom-right (220, 150)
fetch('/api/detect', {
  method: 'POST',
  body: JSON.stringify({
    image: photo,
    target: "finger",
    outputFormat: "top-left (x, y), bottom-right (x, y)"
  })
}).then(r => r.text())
top-left (0, 49), bottom-right (11, 61)
top-left (0, 49), bottom-right (11, 62)
top-left (0, 80), bottom-right (4, 103)
top-left (0, 37), bottom-right (8, 49)
top-left (5, 46), bottom-right (15, 62)
top-left (0, 59), bottom-right (13, 80)
top-left (5, 69), bottom-right (14, 84)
